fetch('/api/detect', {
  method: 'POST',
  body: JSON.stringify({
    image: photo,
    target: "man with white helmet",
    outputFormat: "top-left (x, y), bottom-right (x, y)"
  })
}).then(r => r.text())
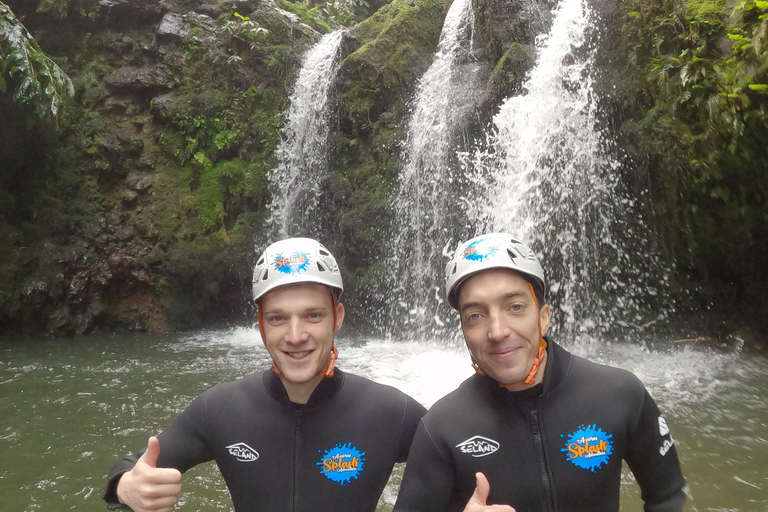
top-left (393, 233), bottom-right (686, 512)
top-left (103, 237), bottom-right (426, 512)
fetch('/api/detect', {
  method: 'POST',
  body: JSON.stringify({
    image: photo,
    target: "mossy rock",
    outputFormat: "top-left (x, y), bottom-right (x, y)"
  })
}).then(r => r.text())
top-left (339, 0), bottom-right (450, 128)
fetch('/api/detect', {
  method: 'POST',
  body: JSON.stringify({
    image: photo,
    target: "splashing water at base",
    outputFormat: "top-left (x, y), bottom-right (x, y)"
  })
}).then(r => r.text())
top-left (1, 332), bottom-right (765, 511)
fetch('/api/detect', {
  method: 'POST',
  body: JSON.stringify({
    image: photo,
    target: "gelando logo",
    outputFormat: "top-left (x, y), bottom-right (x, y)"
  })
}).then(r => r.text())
top-left (560, 424), bottom-right (613, 472)
top-left (462, 239), bottom-right (498, 262)
top-left (226, 442), bottom-right (259, 462)
top-left (658, 415), bottom-right (674, 456)
top-left (272, 251), bottom-right (310, 275)
top-left (455, 435), bottom-right (500, 457)
top-left (316, 442), bottom-right (366, 485)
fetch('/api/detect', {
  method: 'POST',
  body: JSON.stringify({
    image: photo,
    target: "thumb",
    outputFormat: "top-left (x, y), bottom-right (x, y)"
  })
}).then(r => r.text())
top-left (139, 436), bottom-right (161, 468)
top-left (470, 472), bottom-right (491, 506)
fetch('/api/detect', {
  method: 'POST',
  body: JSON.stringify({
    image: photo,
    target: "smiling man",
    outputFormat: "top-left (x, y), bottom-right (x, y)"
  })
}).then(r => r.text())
top-left (103, 237), bottom-right (426, 512)
top-left (393, 233), bottom-right (686, 512)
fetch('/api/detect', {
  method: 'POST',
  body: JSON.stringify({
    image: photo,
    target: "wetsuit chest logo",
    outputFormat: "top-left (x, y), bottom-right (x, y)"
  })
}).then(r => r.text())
top-left (455, 435), bottom-right (500, 457)
top-left (316, 442), bottom-right (366, 485)
top-left (226, 442), bottom-right (260, 462)
top-left (560, 424), bottom-right (613, 472)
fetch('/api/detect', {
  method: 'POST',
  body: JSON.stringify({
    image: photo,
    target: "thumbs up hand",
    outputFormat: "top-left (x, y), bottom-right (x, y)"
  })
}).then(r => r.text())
top-left (462, 473), bottom-right (517, 512)
top-left (116, 437), bottom-right (182, 512)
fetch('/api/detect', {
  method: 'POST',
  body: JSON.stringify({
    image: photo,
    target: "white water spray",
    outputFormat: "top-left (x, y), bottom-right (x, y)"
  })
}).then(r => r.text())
top-left (269, 30), bottom-right (345, 238)
top-left (471, 0), bottom-right (664, 340)
top-left (386, 0), bottom-right (484, 338)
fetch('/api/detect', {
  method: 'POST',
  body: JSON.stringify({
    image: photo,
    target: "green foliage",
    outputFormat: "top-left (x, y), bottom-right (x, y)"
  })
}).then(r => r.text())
top-left (0, 2), bottom-right (74, 120)
top-left (191, 164), bottom-right (225, 235)
top-left (279, 0), bottom-right (372, 29)
top-left (620, 0), bottom-right (768, 316)
top-left (222, 11), bottom-right (270, 50)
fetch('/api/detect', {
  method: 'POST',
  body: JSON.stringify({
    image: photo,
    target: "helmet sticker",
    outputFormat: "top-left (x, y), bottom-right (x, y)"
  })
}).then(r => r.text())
top-left (272, 251), bottom-right (311, 275)
top-left (316, 442), bottom-right (366, 486)
top-left (560, 424), bottom-right (614, 472)
top-left (462, 238), bottom-right (499, 262)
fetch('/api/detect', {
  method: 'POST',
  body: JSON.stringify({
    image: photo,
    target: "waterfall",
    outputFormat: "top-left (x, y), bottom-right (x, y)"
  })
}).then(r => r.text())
top-left (471, 0), bottom-right (666, 341)
top-left (268, 30), bottom-right (345, 239)
top-left (384, 0), bottom-right (484, 339)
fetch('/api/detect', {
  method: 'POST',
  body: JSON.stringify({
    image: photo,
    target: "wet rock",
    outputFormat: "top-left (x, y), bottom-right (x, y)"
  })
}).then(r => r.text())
top-left (98, 0), bottom-right (171, 21)
top-left (116, 225), bottom-right (136, 241)
top-left (156, 12), bottom-right (217, 45)
top-left (98, 134), bottom-right (144, 160)
top-left (23, 280), bottom-right (50, 307)
top-left (105, 66), bottom-right (173, 96)
top-left (149, 93), bottom-right (179, 120)
top-left (235, 0), bottom-right (261, 13)
top-left (157, 13), bottom-right (187, 41)
top-left (123, 190), bottom-right (139, 206)
top-left (135, 177), bottom-right (153, 191)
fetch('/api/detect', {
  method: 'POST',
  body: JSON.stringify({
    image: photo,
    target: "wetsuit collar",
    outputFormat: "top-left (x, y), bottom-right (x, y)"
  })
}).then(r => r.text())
top-left (262, 367), bottom-right (345, 408)
top-left (476, 337), bottom-right (572, 395)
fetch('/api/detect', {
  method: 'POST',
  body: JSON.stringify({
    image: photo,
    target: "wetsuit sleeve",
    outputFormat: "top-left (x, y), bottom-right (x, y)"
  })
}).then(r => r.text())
top-left (624, 387), bottom-right (687, 512)
top-left (102, 391), bottom-right (216, 509)
top-left (393, 420), bottom-right (454, 512)
top-left (397, 395), bottom-right (428, 462)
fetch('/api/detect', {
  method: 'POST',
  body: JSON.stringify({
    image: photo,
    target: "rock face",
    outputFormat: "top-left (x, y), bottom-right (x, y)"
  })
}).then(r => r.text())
top-left (1, 0), bottom-right (766, 342)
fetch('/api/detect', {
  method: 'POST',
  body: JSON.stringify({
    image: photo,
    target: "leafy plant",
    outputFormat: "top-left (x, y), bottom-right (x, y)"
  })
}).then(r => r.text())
top-left (0, 2), bottom-right (74, 120)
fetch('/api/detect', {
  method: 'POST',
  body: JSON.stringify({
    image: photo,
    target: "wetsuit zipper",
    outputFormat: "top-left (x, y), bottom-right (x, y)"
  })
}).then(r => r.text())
top-left (530, 409), bottom-right (556, 512)
top-left (292, 409), bottom-right (303, 512)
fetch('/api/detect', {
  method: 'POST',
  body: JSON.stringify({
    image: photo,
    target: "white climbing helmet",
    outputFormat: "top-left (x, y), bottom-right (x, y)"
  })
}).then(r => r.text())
top-left (252, 237), bottom-right (343, 302)
top-left (445, 233), bottom-right (546, 309)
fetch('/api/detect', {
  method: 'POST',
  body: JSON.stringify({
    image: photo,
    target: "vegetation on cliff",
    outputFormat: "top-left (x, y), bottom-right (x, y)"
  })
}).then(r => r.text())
top-left (0, 0), bottom-right (765, 342)
top-left (608, 0), bottom-right (768, 338)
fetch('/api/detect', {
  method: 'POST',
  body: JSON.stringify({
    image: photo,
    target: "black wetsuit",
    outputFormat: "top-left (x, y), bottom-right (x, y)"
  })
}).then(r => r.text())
top-left (394, 340), bottom-right (686, 512)
top-left (104, 368), bottom-right (426, 512)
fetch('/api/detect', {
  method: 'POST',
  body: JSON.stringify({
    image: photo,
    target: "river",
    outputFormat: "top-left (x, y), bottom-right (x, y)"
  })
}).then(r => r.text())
top-left (1, 329), bottom-right (766, 511)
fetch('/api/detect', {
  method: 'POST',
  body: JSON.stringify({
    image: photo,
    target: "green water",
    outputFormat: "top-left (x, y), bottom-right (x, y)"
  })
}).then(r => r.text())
top-left (1, 330), bottom-right (766, 511)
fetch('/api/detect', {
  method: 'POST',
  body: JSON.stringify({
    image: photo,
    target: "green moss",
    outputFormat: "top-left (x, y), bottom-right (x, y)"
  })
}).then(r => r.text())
top-left (685, 0), bottom-right (725, 23)
top-left (277, 1), bottom-right (334, 33)
top-left (340, 0), bottom-right (448, 125)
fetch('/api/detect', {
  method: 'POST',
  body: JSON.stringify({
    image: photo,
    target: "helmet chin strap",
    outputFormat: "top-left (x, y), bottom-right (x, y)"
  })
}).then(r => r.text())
top-left (469, 282), bottom-right (547, 388)
top-left (257, 292), bottom-right (340, 379)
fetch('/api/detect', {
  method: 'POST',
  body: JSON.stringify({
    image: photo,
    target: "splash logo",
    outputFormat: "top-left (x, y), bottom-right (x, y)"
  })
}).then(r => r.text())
top-left (561, 424), bottom-right (613, 472)
top-left (226, 442), bottom-right (259, 462)
top-left (455, 435), bottom-right (500, 457)
top-left (273, 251), bottom-right (310, 275)
top-left (317, 443), bottom-right (366, 485)
top-left (462, 238), bottom-right (498, 262)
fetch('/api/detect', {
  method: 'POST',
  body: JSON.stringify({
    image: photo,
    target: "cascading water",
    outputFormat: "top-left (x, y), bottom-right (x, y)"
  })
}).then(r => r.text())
top-left (469, 0), bottom-right (666, 341)
top-left (268, 30), bottom-right (345, 239)
top-left (385, 0), bottom-right (484, 340)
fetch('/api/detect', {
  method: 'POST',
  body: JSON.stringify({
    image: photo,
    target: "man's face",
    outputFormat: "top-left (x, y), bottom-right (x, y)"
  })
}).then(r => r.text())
top-left (458, 269), bottom-right (551, 390)
top-left (260, 283), bottom-right (344, 391)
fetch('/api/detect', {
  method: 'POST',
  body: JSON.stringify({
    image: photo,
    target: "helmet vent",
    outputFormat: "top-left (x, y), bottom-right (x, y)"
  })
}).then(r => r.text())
top-left (317, 262), bottom-right (327, 272)
top-left (507, 248), bottom-right (518, 261)
top-left (319, 248), bottom-right (330, 256)
top-left (257, 257), bottom-right (265, 266)
top-left (261, 270), bottom-right (269, 281)
top-left (451, 263), bottom-right (457, 275)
